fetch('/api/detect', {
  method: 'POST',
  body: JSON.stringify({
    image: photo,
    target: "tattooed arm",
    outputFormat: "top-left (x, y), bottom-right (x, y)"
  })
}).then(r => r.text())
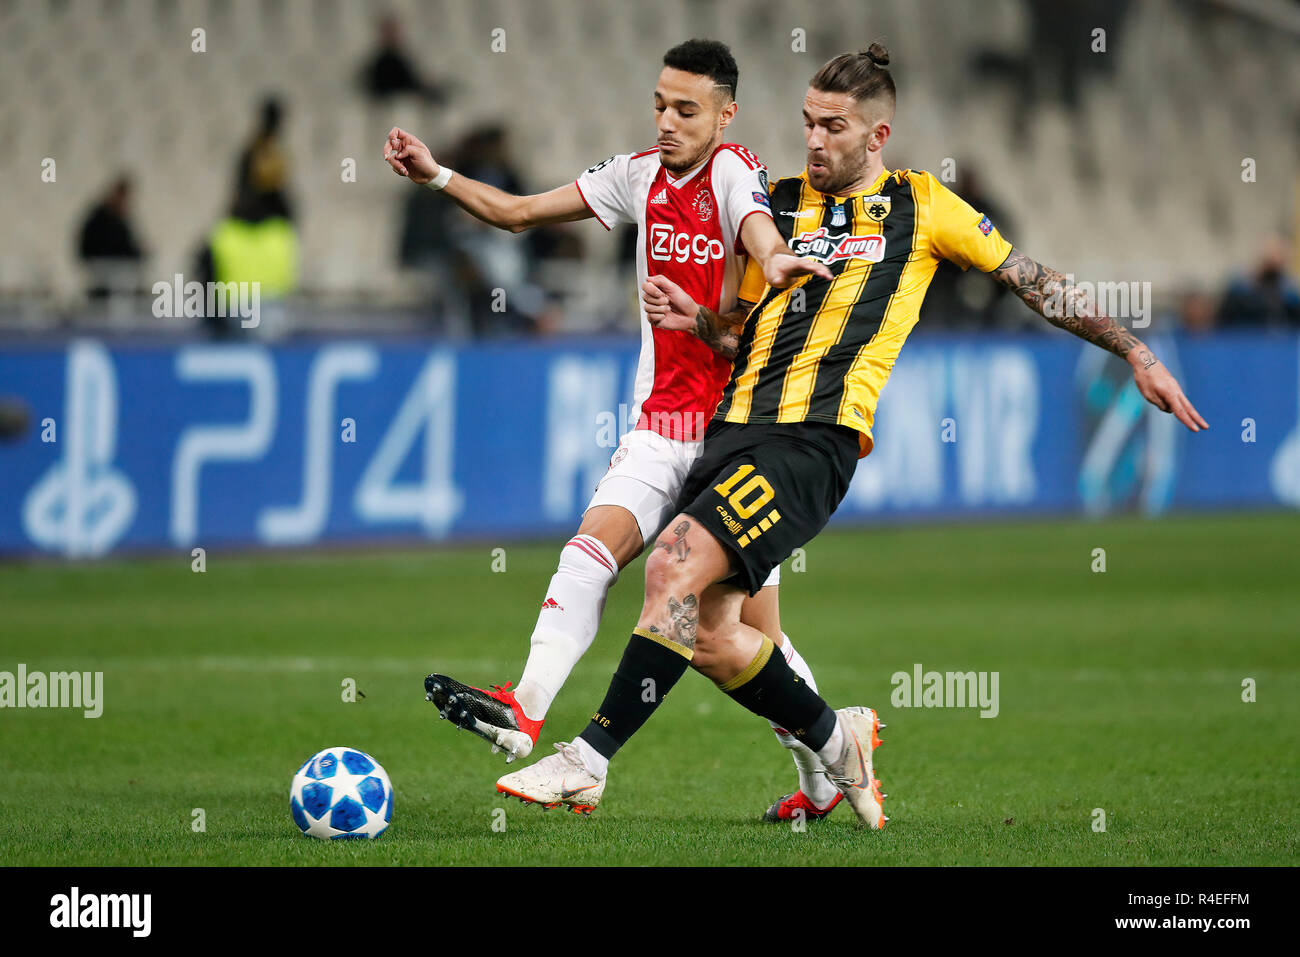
top-left (992, 248), bottom-right (1209, 432)
top-left (689, 303), bottom-right (749, 360)
top-left (641, 274), bottom-right (749, 360)
top-left (993, 248), bottom-right (1141, 356)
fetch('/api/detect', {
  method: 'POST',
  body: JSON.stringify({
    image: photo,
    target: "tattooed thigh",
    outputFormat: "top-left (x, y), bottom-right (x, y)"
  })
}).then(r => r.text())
top-left (653, 519), bottom-right (692, 562)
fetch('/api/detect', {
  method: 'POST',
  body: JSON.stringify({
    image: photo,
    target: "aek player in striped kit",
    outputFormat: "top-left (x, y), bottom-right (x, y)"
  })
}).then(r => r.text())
top-left (499, 43), bottom-right (1208, 827)
top-left (385, 40), bottom-right (848, 818)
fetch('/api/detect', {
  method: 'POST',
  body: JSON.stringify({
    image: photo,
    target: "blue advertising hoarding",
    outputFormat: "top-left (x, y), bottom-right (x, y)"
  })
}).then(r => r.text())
top-left (1, 332), bottom-right (1296, 557)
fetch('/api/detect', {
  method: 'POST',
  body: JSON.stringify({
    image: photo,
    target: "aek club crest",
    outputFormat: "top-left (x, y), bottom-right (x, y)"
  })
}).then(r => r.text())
top-left (863, 195), bottom-right (891, 222)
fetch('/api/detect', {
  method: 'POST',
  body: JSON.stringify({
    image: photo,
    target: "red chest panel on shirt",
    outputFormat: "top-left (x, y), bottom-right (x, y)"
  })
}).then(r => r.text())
top-left (640, 164), bottom-right (733, 442)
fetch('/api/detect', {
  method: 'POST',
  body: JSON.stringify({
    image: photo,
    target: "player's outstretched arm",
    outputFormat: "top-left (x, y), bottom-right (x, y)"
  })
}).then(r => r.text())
top-left (739, 214), bottom-right (833, 287)
top-left (383, 126), bottom-right (591, 233)
top-left (992, 247), bottom-right (1209, 433)
top-left (641, 275), bottom-right (747, 359)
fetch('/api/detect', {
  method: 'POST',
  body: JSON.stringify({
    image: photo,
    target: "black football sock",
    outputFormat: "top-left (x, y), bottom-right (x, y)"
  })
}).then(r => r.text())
top-left (578, 629), bottom-right (693, 761)
top-left (718, 633), bottom-right (838, 751)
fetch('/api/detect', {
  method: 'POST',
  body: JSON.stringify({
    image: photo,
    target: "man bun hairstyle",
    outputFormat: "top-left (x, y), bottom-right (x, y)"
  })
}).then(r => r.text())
top-left (810, 41), bottom-right (895, 114)
top-left (663, 38), bottom-right (740, 100)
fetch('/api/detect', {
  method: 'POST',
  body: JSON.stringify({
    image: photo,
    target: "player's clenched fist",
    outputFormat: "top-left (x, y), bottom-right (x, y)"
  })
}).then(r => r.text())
top-left (641, 275), bottom-right (699, 332)
top-left (383, 126), bottom-right (439, 185)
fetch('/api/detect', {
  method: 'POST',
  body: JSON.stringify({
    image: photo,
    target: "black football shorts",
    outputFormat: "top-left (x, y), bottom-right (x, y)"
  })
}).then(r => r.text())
top-left (674, 419), bottom-right (860, 595)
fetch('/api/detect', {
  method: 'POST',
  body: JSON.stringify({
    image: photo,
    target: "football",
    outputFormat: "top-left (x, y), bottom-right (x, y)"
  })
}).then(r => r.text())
top-left (289, 747), bottom-right (394, 839)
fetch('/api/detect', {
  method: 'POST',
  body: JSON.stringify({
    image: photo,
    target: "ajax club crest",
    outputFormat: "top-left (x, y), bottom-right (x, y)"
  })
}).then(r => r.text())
top-left (693, 188), bottom-right (714, 223)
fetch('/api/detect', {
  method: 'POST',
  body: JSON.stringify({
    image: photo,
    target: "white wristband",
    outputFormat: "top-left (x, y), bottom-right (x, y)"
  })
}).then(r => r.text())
top-left (425, 166), bottom-right (454, 190)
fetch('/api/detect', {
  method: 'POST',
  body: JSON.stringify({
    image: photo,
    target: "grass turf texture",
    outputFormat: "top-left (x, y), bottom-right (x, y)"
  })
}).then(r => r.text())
top-left (1, 512), bottom-right (1295, 866)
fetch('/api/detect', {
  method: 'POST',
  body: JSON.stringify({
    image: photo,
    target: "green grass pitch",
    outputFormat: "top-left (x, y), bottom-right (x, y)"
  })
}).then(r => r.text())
top-left (1, 513), bottom-right (1295, 866)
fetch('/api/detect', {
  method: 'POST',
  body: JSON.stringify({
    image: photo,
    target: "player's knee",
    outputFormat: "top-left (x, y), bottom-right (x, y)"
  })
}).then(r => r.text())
top-left (689, 641), bottom-right (719, 676)
top-left (689, 623), bottom-right (724, 677)
top-left (690, 619), bottom-right (748, 684)
top-left (697, 595), bottom-right (733, 634)
top-left (643, 545), bottom-right (700, 602)
top-left (642, 547), bottom-right (671, 600)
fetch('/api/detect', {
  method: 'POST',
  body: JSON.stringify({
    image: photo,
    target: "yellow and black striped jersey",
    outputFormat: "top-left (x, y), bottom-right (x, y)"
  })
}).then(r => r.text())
top-left (716, 168), bottom-right (1013, 456)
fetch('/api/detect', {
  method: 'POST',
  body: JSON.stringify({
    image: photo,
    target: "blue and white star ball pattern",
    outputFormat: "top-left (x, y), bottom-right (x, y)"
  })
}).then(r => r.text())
top-left (290, 747), bottom-right (394, 839)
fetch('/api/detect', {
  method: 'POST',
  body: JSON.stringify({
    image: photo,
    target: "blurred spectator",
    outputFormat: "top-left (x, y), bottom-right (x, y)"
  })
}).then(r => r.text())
top-left (971, 0), bottom-right (1129, 171)
top-left (0, 397), bottom-right (30, 441)
top-left (361, 14), bottom-right (447, 102)
top-left (194, 189), bottom-right (298, 339)
top-left (400, 125), bottom-right (568, 336)
top-left (1178, 291), bottom-right (1217, 335)
top-left (616, 224), bottom-right (639, 270)
top-left (235, 97), bottom-right (294, 221)
top-left (921, 166), bottom-right (1014, 329)
top-left (399, 178), bottom-right (454, 270)
top-left (77, 175), bottom-right (144, 301)
top-left (1216, 236), bottom-right (1300, 329)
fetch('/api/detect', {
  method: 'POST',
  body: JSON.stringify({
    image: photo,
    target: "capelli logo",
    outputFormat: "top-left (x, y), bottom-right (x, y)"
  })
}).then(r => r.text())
top-left (49, 887), bottom-right (151, 937)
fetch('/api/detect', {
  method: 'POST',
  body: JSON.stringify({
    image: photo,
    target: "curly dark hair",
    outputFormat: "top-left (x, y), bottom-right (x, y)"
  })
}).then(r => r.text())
top-left (663, 38), bottom-right (739, 100)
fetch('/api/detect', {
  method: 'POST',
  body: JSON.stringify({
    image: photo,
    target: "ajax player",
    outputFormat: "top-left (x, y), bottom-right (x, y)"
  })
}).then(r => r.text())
top-left (384, 40), bottom-right (843, 817)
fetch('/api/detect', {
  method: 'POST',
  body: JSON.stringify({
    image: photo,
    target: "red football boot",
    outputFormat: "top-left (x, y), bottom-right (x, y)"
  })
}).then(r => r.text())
top-left (424, 675), bottom-right (544, 763)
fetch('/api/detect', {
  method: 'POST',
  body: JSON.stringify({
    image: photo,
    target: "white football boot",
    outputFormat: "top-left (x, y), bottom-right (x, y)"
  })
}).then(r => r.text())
top-left (496, 741), bottom-right (605, 815)
top-left (821, 706), bottom-right (887, 829)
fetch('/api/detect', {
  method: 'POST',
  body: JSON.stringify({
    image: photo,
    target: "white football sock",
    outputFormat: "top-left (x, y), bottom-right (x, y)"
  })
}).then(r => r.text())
top-left (770, 633), bottom-right (839, 808)
top-left (515, 534), bottom-right (618, 722)
top-left (815, 719), bottom-right (845, 769)
top-left (780, 631), bottom-right (818, 692)
top-left (573, 735), bottom-right (609, 779)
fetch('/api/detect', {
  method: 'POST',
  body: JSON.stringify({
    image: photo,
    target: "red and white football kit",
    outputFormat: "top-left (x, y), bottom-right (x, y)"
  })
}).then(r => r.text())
top-left (576, 143), bottom-right (780, 583)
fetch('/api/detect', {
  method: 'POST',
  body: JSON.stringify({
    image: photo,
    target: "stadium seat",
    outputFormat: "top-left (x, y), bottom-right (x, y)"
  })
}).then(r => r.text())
top-left (0, 0), bottom-right (1294, 329)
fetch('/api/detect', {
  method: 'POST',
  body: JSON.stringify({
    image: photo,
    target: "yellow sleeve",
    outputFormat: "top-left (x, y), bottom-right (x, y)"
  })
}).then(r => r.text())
top-left (737, 254), bottom-right (767, 304)
top-left (923, 172), bottom-right (1013, 272)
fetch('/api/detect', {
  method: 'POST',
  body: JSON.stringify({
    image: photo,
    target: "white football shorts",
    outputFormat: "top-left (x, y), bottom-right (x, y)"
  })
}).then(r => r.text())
top-left (586, 428), bottom-right (781, 587)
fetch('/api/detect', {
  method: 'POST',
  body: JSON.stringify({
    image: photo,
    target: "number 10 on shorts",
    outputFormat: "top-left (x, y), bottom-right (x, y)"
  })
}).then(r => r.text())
top-left (713, 464), bottom-right (781, 548)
